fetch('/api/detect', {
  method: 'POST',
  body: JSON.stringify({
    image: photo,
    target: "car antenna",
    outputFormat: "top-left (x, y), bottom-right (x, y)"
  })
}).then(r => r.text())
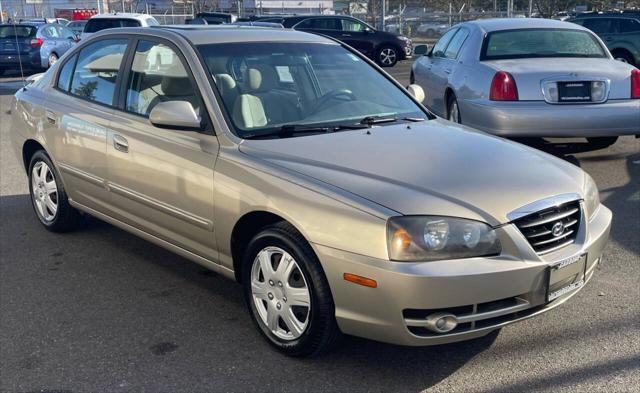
top-left (11, 23), bottom-right (27, 90)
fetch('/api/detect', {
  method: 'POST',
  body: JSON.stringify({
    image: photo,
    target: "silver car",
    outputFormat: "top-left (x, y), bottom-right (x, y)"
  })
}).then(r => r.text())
top-left (10, 26), bottom-right (611, 357)
top-left (411, 18), bottom-right (640, 148)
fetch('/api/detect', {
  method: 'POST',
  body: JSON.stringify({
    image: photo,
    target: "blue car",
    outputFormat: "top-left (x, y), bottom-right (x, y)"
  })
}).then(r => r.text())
top-left (0, 23), bottom-right (78, 76)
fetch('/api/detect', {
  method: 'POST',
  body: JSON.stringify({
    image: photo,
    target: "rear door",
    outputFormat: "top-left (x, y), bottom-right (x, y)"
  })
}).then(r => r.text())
top-left (44, 37), bottom-right (129, 212)
top-left (106, 37), bottom-right (219, 260)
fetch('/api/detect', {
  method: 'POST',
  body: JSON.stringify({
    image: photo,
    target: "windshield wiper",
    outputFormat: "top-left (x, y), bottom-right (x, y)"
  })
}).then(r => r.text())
top-left (359, 115), bottom-right (426, 127)
top-left (244, 123), bottom-right (369, 139)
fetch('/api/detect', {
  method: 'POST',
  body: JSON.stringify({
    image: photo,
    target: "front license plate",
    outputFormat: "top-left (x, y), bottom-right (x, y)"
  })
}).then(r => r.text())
top-left (558, 81), bottom-right (591, 102)
top-left (547, 253), bottom-right (587, 302)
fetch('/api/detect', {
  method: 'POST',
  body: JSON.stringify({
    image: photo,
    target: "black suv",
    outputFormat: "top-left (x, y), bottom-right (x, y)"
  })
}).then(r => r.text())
top-left (569, 11), bottom-right (640, 66)
top-left (256, 15), bottom-right (412, 67)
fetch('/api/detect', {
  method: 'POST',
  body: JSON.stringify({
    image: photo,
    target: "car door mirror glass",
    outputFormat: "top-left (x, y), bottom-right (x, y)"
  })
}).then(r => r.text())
top-left (407, 84), bottom-right (425, 103)
top-left (414, 44), bottom-right (429, 56)
top-left (149, 101), bottom-right (202, 130)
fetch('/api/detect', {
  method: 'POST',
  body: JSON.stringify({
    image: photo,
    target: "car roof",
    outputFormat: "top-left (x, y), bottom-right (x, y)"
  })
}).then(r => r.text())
top-left (145, 25), bottom-right (336, 45)
top-left (89, 13), bottom-right (154, 20)
top-left (463, 18), bottom-right (588, 32)
top-left (572, 11), bottom-right (640, 19)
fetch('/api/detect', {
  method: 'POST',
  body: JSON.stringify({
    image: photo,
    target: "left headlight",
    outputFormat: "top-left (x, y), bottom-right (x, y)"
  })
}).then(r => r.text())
top-left (583, 173), bottom-right (600, 221)
top-left (387, 216), bottom-right (501, 262)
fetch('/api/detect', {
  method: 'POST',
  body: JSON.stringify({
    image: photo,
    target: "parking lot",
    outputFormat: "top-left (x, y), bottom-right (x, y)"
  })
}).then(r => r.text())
top-left (1, 62), bottom-right (639, 392)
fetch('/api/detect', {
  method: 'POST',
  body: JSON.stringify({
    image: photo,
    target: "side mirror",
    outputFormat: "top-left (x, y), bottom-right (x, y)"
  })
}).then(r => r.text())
top-left (74, 34), bottom-right (81, 42)
top-left (414, 44), bottom-right (430, 56)
top-left (149, 101), bottom-right (202, 130)
top-left (407, 84), bottom-right (425, 103)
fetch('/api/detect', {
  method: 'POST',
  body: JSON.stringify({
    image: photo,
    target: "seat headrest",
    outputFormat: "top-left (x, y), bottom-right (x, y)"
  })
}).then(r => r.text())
top-left (161, 63), bottom-right (192, 96)
top-left (214, 73), bottom-right (237, 97)
top-left (243, 65), bottom-right (278, 93)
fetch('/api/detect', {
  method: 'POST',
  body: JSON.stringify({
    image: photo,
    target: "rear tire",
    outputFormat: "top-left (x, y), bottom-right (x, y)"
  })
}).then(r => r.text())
top-left (48, 52), bottom-right (59, 68)
top-left (28, 150), bottom-right (83, 232)
top-left (376, 45), bottom-right (398, 67)
top-left (242, 222), bottom-right (341, 357)
top-left (447, 94), bottom-right (461, 123)
top-left (586, 136), bottom-right (618, 149)
top-left (612, 50), bottom-right (635, 66)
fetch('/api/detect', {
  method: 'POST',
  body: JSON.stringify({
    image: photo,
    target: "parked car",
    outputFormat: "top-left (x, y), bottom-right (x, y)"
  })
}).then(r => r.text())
top-left (0, 23), bottom-right (78, 75)
top-left (12, 26), bottom-right (612, 356)
top-left (568, 11), bottom-right (640, 66)
top-left (411, 18), bottom-right (640, 148)
top-left (185, 11), bottom-right (235, 25)
top-left (274, 15), bottom-right (412, 67)
top-left (416, 20), bottom-right (449, 38)
top-left (67, 20), bottom-right (88, 35)
top-left (81, 13), bottom-right (158, 40)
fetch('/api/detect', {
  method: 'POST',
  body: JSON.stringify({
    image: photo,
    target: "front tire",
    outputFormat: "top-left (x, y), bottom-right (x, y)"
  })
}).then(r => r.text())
top-left (28, 150), bottom-right (83, 232)
top-left (612, 50), bottom-right (635, 66)
top-left (376, 45), bottom-right (398, 67)
top-left (242, 222), bottom-right (340, 357)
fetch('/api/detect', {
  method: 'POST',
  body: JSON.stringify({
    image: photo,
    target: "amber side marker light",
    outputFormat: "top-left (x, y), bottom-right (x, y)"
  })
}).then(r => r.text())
top-left (343, 273), bottom-right (378, 288)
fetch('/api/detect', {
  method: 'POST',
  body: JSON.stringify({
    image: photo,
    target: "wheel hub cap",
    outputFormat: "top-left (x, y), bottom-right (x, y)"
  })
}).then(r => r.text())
top-left (251, 246), bottom-right (310, 341)
top-left (31, 161), bottom-right (58, 222)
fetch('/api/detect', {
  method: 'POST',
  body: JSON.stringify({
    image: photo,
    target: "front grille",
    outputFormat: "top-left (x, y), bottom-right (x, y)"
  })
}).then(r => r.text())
top-left (513, 200), bottom-right (581, 255)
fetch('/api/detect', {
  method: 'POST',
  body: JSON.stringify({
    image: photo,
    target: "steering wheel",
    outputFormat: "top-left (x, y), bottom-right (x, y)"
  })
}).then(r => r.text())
top-left (312, 89), bottom-right (356, 112)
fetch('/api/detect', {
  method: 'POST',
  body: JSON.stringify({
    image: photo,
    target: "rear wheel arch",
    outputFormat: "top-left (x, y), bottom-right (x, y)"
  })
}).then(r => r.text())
top-left (445, 88), bottom-right (456, 113)
top-left (22, 139), bottom-right (46, 173)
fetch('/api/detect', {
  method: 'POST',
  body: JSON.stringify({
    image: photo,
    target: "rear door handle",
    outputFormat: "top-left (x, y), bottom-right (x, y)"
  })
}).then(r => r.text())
top-left (341, 34), bottom-right (352, 37)
top-left (113, 134), bottom-right (129, 153)
top-left (444, 69), bottom-right (451, 74)
top-left (45, 110), bottom-right (57, 125)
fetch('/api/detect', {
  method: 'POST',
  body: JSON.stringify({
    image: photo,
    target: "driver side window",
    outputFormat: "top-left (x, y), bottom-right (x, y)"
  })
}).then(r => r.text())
top-left (431, 28), bottom-right (458, 58)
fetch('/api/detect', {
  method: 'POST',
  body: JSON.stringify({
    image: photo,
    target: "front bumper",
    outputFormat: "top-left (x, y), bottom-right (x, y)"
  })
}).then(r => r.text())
top-left (315, 204), bottom-right (611, 346)
top-left (459, 98), bottom-right (640, 137)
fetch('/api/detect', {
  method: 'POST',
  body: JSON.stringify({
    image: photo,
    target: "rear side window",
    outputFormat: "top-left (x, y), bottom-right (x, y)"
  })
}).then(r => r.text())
top-left (432, 28), bottom-right (458, 57)
top-left (0, 25), bottom-right (36, 38)
top-left (444, 28), bottom-right (470, 59)
top-left (619, 18), bottom-right (640, 33)
top-left (581, 18), bottom-right (614, 35)
top-left (69, 39), bottom-right (128, 105)
top-left (57, 54), bottom-right (77, 91)
top-left (84, 18), bottom-right (141, 33)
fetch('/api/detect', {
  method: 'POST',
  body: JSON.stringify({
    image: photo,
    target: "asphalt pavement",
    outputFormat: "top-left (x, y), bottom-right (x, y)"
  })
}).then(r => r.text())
top-left (1, 64), bottom-right (639, 393)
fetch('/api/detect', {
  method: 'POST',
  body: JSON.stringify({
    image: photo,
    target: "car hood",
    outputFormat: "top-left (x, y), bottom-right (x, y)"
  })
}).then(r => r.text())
top-left (239, 120), bottom-right (585, 225)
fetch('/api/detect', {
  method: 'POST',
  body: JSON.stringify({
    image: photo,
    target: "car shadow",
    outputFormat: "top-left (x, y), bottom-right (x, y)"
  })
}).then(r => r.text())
top-left (0, 193), bottom-right (497, 392)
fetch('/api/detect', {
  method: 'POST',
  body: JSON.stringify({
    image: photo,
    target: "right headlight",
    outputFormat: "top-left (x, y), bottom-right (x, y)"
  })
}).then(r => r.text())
top-left (387, 216), bottom-right (501, 262)
top-left (583, 173), bottom-right (600, 221)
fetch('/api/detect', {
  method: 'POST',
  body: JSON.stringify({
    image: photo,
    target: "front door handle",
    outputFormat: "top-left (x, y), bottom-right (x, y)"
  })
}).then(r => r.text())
top-left (341, 33), bottom-right (352, 37)
top-left (113, 134), bottom-right (129, 153)
top-left (45, 110), bottom-right (57, 125)
top-left (444, 69), bottom-right (451, 74)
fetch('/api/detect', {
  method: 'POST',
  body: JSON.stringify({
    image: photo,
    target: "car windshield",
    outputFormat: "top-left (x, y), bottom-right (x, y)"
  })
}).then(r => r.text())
top-left (481, 28), bottom-right (607, 60)
top-left (198, 42), bottom-right (427, 138)
top-left (0, 25), bottom-right (37, 38)
top-left (84, 18), bottom-right (141, 33)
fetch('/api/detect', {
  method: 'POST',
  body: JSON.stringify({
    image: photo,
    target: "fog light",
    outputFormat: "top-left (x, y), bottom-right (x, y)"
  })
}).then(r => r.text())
top-left (424, 312), bottom-right (458, 333)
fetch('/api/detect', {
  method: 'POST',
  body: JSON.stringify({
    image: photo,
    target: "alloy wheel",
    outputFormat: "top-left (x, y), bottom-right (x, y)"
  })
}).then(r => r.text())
top-left (251, 246), bottom-right (311, 341)
top-left (31, 161), bottom-right (58, 222)
top-left (449, 101), bottom-right (460, 123)
top-left (380, 48), bottom-right (397, 66)
top-left (48, 53), bottom-right (58, 67)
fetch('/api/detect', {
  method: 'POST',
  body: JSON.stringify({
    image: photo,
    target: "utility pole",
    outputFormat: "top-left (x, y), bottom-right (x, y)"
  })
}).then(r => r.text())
top-left (381, 0), bottom-right (385, 31)
top-left (0, 0), bottom-right (4, 23)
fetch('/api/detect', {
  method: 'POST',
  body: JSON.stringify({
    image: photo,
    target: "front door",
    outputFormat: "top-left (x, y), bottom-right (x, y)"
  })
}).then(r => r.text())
top-left (337, 18), bottom-right (375, 57)
top-left (106, 38), bottom-right (219, 260)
